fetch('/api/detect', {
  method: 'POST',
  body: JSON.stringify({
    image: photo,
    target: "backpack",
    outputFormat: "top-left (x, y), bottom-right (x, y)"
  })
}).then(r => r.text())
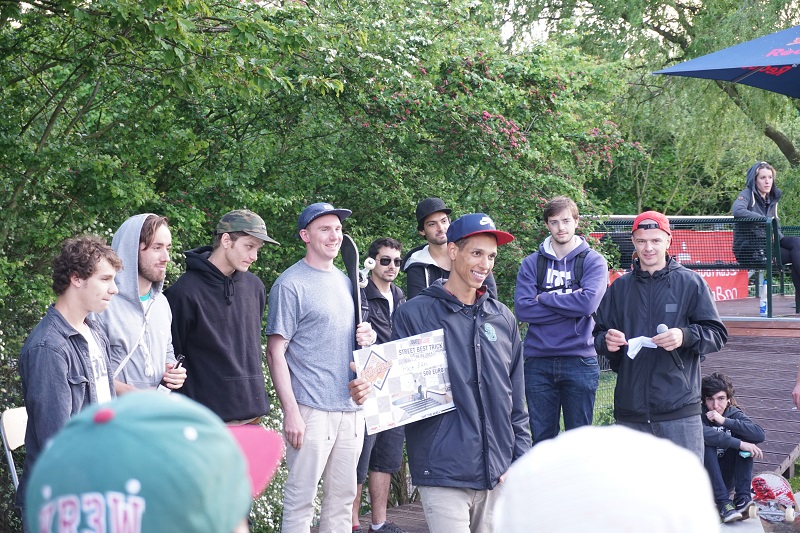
top-left (536, 249), bottom-right (589, 293)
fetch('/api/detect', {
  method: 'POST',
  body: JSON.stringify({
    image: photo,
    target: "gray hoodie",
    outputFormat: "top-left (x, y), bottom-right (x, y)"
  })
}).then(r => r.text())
top-left (732, 162), bottom-right (784, 263)
top-left (97, 214), bottom-right (176, 389)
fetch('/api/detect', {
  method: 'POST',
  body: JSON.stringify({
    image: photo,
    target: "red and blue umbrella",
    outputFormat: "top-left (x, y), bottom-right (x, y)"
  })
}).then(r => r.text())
top-left (654, 25), bottom-right (800, 98)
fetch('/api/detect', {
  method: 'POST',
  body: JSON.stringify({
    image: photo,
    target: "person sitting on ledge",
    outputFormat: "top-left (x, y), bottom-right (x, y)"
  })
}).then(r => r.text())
top-left (701, 372), bottom-right (764, 523)
top-left (732, 161), bottom-right (800, 296)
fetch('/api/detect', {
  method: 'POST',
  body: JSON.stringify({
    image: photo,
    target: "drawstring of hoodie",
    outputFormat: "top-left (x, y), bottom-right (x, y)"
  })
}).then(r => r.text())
top-left (224, 276), bottom-right (235, 305)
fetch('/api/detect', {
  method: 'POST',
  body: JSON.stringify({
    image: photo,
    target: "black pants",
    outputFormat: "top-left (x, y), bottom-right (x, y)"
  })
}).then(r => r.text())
top-left (780, 236), bottom-right (800, 293)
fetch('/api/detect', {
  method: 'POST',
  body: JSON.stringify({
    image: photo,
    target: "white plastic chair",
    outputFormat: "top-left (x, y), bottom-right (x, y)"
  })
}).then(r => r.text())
top-left (1, 407), bottom-right (27, 491)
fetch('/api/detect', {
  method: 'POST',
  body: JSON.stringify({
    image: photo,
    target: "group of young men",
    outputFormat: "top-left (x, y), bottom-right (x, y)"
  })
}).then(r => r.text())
top-left (17, 194), bottom-right (730, 532)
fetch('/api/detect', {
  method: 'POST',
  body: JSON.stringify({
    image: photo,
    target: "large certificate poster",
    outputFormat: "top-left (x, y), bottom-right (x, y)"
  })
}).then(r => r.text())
top-left (353, 329), bottom-right (455, 435)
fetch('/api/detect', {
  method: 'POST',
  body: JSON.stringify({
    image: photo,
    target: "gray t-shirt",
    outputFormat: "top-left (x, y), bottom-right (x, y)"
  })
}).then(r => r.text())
top-left (266, 259), bottom-right (359, 411)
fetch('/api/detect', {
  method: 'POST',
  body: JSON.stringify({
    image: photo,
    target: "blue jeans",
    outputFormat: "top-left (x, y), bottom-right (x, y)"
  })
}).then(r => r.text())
top-left (617, 416), bottom-right (704, 461)
top-left (524, 356), bottom-right (599, 444)
top-left (703, 445), bottom-right (753, 506)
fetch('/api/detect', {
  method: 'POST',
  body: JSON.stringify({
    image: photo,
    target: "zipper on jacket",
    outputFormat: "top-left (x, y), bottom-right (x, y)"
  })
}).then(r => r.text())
top-left (472, 306), bottom-right (492, 486)
top-left (645, 276), bottom-right (652, 424)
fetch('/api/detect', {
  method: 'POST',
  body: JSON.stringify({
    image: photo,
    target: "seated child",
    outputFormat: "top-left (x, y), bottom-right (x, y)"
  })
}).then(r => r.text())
top-left (702, 372), bottom-right (766, 523)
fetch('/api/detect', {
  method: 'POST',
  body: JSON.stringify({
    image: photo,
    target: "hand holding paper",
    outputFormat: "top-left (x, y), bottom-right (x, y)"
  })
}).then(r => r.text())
top-left (627, 336), bottom-right (657, 359)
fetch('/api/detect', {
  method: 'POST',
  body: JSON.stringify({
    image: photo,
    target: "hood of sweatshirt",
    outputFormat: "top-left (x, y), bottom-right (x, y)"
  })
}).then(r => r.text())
top-left (538, 235), bottom-right (590, 262)
top-left (402, 243), bottom-right (437, 271)
top-left (111, 213), bottom-right (166, 304)
top-left (419, 278), bottom-right (490, 309)
top-left (533, 236), bottom-right (591, 291)
top-left (744, 161), bottom-right (782, 204)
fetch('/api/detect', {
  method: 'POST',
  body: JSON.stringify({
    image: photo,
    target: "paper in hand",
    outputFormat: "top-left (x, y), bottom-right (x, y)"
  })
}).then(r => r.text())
top-left (627, 336), bottom-right (657, 359)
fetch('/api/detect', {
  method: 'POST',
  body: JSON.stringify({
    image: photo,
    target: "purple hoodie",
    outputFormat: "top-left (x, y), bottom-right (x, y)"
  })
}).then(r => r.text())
top-left (514, 236), bottom-right (608, 358)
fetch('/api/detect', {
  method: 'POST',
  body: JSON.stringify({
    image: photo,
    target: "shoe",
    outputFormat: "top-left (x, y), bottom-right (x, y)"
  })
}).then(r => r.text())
top-left (370, 522), bottom-right (407, 533)
top-left (735, 497), bottom-right (755, 517)
top-left (720, 502), bottom-right (743, 523)
top-left (735, 496), bottom-right (753, 512)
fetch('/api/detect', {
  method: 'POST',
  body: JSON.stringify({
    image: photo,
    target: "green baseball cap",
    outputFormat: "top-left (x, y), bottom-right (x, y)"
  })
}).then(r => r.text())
top-left (25, 392), bottom-right (283, 532)
top-left (216, 209), bottom-right (280, 245)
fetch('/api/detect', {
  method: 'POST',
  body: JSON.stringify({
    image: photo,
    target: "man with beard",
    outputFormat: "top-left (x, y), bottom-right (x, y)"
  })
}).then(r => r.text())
top-left (401, 198), bottom-right (497, 299)
top-left (100, 214), bottom-right (186, 393)
top-left (514, 196), bottom-right (607, 444)
top-left (352, 238), bottom-right (407, 533)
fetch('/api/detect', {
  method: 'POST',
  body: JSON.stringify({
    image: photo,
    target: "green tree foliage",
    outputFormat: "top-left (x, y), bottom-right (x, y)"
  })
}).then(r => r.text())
top-left (0, 0), bottom-right (630, 530)
top-left (505, 0), bottom-right (800, 216)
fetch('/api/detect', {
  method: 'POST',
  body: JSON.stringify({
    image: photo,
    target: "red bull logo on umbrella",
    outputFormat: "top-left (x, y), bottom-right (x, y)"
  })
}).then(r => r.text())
top-left (744, 64), bottom-right (795, 76)
top-left (765, 48), bottom-right (800, 57)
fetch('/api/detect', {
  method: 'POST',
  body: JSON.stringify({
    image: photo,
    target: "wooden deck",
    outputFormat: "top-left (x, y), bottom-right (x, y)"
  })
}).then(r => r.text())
top-left (712, 295), bottom-right (800, 476)
top-left (718, 294), bottom-right (799, 320)
top-left (702, 334), bottom-right (800, 476)
top-left (310, 502), bottom-right (428, 533)
top-left (353, 503), bottom-right (428, 533)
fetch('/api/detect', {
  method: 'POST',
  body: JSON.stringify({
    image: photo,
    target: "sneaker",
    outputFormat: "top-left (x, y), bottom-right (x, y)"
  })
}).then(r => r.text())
top-left (735, 496), bottom-right (754, 512)
top-left (370, 522), bottom-right (407, 533)
top-left (720, 502), bottom-right (743, 523)
top-left (735, 497), bottom-right (755, 517)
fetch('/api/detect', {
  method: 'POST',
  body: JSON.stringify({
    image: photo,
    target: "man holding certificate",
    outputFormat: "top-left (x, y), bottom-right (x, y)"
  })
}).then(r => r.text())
top-left (350, 213), bottom-right (531, 533)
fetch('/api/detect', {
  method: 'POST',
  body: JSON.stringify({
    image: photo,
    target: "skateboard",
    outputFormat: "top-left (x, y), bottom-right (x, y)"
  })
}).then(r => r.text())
top-left (340, 235), bottom-right (375, 328)
top-left (752, 472), bottom-right (799, 523)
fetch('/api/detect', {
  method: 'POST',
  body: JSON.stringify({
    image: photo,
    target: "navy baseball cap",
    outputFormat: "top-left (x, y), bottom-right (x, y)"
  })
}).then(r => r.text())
top-left (297, 202), bottom-right (352, 231)
top-left (446, 213), bottom-right (514, 245)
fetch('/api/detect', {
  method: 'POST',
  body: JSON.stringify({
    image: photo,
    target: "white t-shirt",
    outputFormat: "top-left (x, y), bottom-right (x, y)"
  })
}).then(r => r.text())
top-left (83, 329), bottom-right (112, 404)
top-left (381, 289), bottom-right (395, 316)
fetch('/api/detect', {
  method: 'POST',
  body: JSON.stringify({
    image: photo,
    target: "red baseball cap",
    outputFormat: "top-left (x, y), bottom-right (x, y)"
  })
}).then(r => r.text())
top-left (632, 211), bottom-right (671, 236)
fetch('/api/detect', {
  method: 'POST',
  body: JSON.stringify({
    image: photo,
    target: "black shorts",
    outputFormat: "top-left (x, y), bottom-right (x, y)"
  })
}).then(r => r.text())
top-left (356, 426), bottom-right (405, 484)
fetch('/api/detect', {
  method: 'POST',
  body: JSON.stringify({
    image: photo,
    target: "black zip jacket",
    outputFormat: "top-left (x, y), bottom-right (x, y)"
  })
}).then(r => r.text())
top-left (593, 257), bottom-right (728, 423)
top-left (362, 279), bottom-right (405, 344)
top-left (392, 281), bottom-right (530, 490)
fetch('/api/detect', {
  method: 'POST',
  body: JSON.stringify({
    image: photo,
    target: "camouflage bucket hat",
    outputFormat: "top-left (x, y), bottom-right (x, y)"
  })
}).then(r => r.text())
top-left (216, 210), bottom-right (280, 245)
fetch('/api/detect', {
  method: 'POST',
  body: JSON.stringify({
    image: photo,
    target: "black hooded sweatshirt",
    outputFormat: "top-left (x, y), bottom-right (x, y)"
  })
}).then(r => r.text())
top-left (165, 246), bottom-right (270, 421)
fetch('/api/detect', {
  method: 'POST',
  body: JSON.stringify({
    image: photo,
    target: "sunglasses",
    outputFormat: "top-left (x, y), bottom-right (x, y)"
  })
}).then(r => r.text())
top-left (379, 257), bottom-right (402, 267)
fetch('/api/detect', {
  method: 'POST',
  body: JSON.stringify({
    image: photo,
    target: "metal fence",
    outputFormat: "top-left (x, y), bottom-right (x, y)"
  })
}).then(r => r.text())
top-left (594, 358), bottom-right (615, 426)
